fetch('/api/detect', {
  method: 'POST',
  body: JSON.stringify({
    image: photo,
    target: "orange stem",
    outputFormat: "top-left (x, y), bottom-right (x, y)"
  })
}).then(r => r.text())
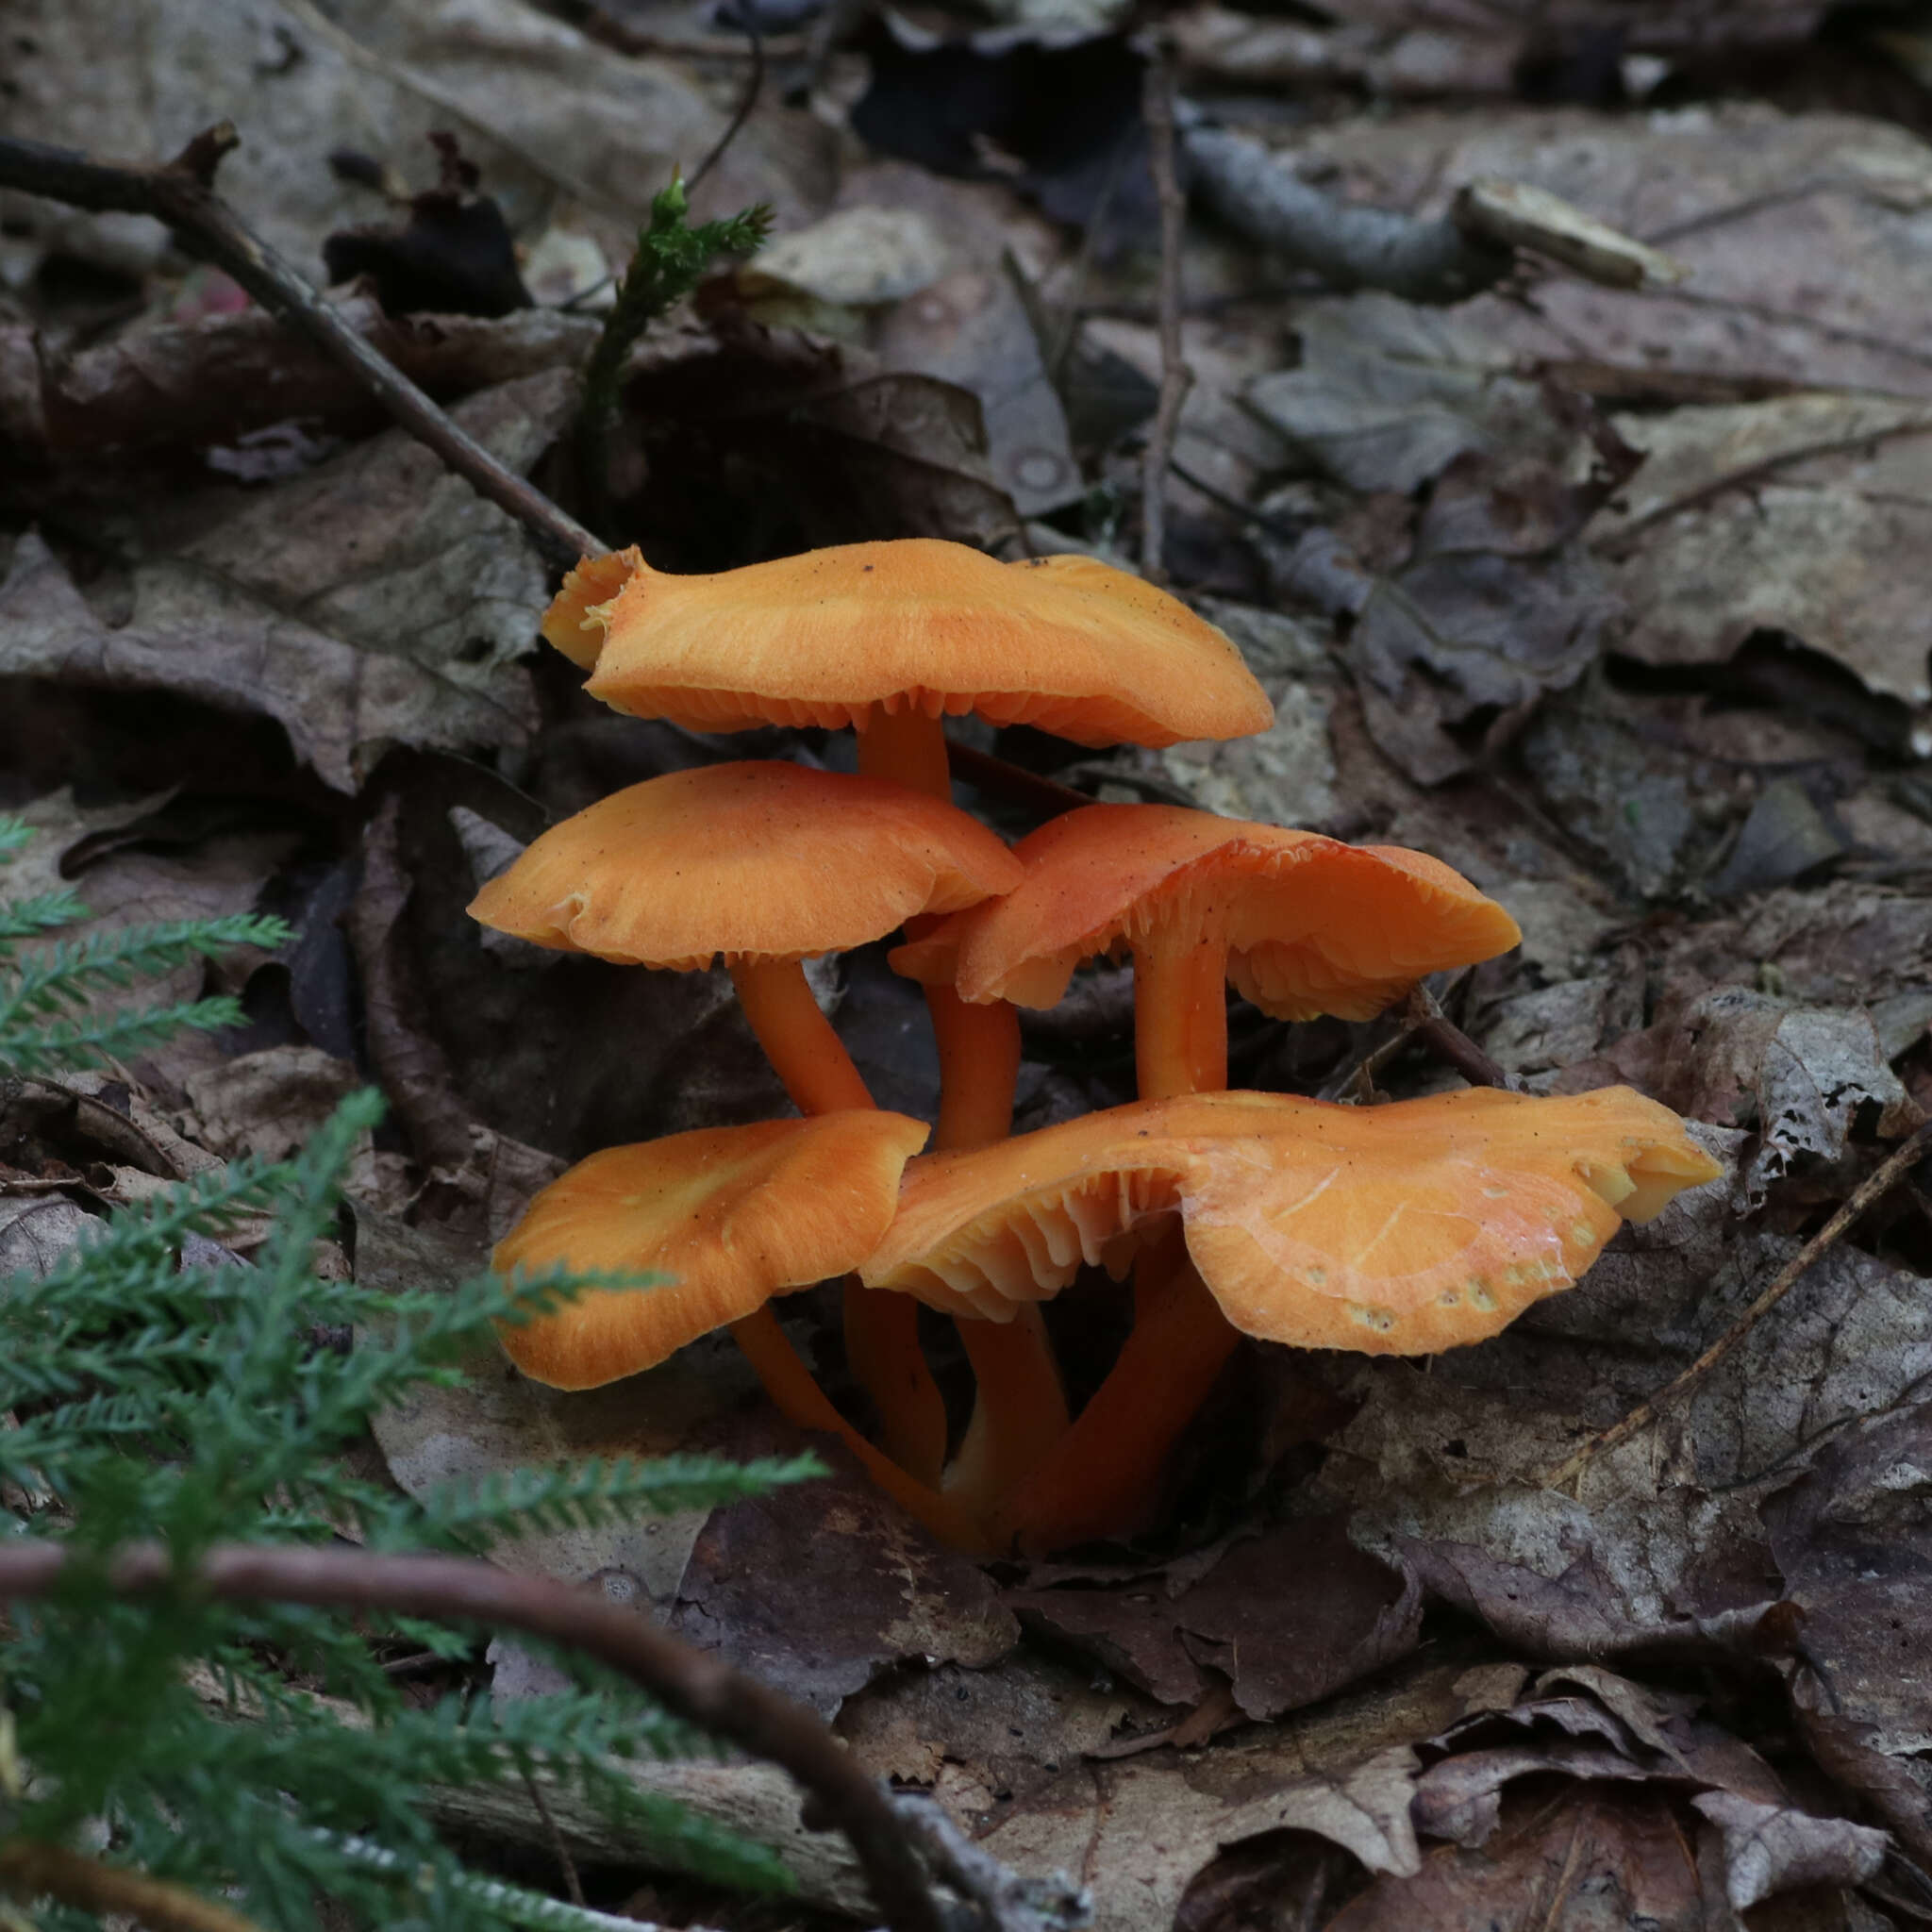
top-left (925, 983), bottom-right (1022, 1154)
top-left (920, 945), bottom-right (1072, 1507)
top-left (730, 1307), bottom-right (991, 1554)
top-left (727, 957), bottom-right (874, 1115)
top-left (1133, 932), bottom-right (1230, 1100)
top-left (727, 956), bottom-right (948, 1484)
top-left (855, 702), bottom-right (952, 800)
top-left (945, 1307), bottom-right (1068, 1507)
top-left (989, 1227), bottom-right (1240, 1555)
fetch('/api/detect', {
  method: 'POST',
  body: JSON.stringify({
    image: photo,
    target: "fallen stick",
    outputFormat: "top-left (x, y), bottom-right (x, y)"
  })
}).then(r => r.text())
top-left (1140, 42), bottom-right (1191, 584)
top-left (1543, 1117), bottom-right (1932, 1491)
top-left (0, 1540), bottom-right (943, 1932)
top-left (1178, 117), bottom-right (1684, 306)
top-left (0, 125), bottom-right (603, 569)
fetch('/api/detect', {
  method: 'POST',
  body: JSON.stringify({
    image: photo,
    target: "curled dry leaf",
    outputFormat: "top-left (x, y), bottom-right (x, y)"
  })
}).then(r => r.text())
top-left (0, 372), bottom-right (567, 794)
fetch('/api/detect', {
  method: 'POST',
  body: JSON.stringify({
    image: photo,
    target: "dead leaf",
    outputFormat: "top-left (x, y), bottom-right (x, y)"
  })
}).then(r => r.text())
top-left (1008, 1516), bottom-right (1422, 1723)
top-left (1293, 104), bottom-right (1932, 400)
top-left (1591, 393), bottom-right (1932, 735)
top-left (667, 1414), bottom-right (1019, 1719)
top-left (1246, 296), bottom-right (1566, 498)
top-left (1690, 1790), bottom-right (1888, 1910)
top-left (1327, 1788), bottom-right (1705, 1931)
top-left (0, 369), bottom-right (563, 794)
top-left (876, 270), bottom-right (1081, 515)
top-left (1, 789), bottom-right (290, 1095)
top-left (0, 0), bottom-right (828, 287)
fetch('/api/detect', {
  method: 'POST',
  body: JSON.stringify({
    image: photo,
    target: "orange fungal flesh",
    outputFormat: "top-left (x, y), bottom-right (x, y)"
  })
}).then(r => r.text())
top-left (468, 760), bottom-right (1024, 970)
top-left (575, 541), bottom-right (1274, 747)
top-left (864, 1087), bottom-right (1722, 1352)
top-left (933, 805), bottom-right (1523, 1026)
top-left (540, 547), bottom-right (642, 670)
top-left (493, 1112), bottom-right (929, 1391)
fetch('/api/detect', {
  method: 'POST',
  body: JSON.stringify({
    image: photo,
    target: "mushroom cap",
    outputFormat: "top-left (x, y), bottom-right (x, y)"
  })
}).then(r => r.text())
top-left (891, 804), bottom-right (1522, 1021)
top-left (468, 760), bottom-right (1024, 969)
top-left (494, 1110), bottom-right (930, 1389)
top-left (556, 541), bottom-right (1273, 747)
top-left (541, 547), bottom-right (642, 670)
top-left (1178, 1086), bottom-right (1722, 1355)
top-left (863, 1086), bottom-right (1723, 1352)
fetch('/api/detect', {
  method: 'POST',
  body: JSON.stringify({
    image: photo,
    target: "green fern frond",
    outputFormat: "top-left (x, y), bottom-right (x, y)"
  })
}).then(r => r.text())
top-left (0, 826), bottom-right (814, 1931)
top-left (420, 1453), bottom-right (824, 1541)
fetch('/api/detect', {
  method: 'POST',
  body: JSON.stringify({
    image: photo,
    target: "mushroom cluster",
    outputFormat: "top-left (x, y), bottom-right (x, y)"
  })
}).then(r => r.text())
top-left (475, 539), bottom-right (1722, 1556)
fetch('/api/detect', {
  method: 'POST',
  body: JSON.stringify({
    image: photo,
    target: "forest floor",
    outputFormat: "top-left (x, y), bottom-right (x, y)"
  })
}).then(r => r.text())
top-left (8, 2), bottom-right (1932, 1927)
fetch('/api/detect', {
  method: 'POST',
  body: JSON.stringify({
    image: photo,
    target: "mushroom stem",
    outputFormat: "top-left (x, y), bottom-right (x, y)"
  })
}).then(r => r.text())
top-left (944, 1307), bottom-right (1069, 1507)
top-left (1133, 932), bottom-right (1231, 1100)
top-left (855, 702), bottom-right (952, 801)
top-left (727, 957), bottom-right (874, 1116)
top-left (728, 1307), bottom-right (992, 1555)
top-left (727, 956), bottom-right (950, 1485)
top-left (925, 985), bottom-right (1022, 1152)
top-left (922, 975), bottom-right (1073, 1507)
top-left (989, 1226), bottom-right (1239, 1555)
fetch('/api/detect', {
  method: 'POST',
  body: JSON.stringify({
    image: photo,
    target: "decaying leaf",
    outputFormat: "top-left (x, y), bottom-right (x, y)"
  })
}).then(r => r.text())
top-left (0, 371), bottom-right (565, 794)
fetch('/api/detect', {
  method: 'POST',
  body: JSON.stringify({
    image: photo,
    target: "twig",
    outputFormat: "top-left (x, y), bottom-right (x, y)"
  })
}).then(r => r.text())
top-left (1178, 120), bottom-right (1514, 306)
top-left (0, 1841), bottom-right (264, 1932)
top-left (1140, 44), bottom-right (1191, 586)
top-left (0, 126), bottom-right (603, 570)
top-left (0, 1541), bottom-right (944, 1932)
top-left (944, 741), bottom-right (1092, 822)
top-left (687, 12), bottom-right (765, 195)
top-left (890, 1796), bottom-right (1089, 1932)
top-left (1406, 983), bottom-right (1516, 1092)
top-left (521, 1766), bottom-right (587, 1909)
top-left (1543, 1118), bottom-right (1932, 1491)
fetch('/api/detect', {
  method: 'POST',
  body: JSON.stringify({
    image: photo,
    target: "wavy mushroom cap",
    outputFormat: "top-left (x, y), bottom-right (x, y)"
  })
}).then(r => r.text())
top-left (864, 1086), bottom-right (1723, 1350)
top-left (891, 804), bottom-right (1522, 1020)
top-left (1177, 1086), bottom-right (1723, 1355)
top-left (541, 547), bottom-right (642, 669)
top-left (550, 540), bottom-right (1272, 747)
top-left (468, 760), bottom-right (1024, 969)
top-left (494, 1111), bottom-right (931, 1389)
top-left (861, 1093), bottom-right (1257, 1319)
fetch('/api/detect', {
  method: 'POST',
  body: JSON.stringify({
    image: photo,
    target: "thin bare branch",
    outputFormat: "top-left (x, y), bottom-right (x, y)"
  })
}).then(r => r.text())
top-left (0, 1841), bottom-right (264, 1932)
top-left (1179, 119), bottom-right (1513, 306)
top-left (0, 1541), bottom-right (944, 1932)
top-left (1544, 1117), bottom-right (1932, 1490)
top-left (687, 14), bottom-right (766, 195)
top-left (1140, 44), bottom-right (1191, 585)
top-left (0, 126), bottom-right (603, 569)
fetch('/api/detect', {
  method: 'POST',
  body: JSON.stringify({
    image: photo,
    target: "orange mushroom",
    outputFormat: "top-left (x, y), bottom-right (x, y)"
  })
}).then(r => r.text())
top-left (493, 1111), bottom-right (988, 1550)
top-left (892, 802), bottom-right (1524, 1517)
top-left (537, 541), bottom-right (1274, 1485)
top-left (894, 804), bottom-right (1524, 1101)
top-left (863, 1086), bottom-right (1723, 1551)
top-left (552, 540), bottom-right (1274, 802)
top-left (470, 758), bottom-right (1022, 1481)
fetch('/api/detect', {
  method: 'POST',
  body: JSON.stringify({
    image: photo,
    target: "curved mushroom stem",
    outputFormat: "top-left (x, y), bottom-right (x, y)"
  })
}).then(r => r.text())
top-left (727, 956), bottom-right (950, 1484)
top-left (917, 945), bottom-right (1073, 1507)
top-left (944, 1307), bottom-right (1068, 1506)
top-left (728, 957), bottom-right (874, 1115)
top-left (989, 1224), bottom-right (1239, 1555)
top-left (926, 985), bottom-right (1022, 1152)
top-left (729, 1307), bottom-right (992, 1555)
top-left (857, 717), bottom-right (1074, 1498)
top-left (985, 935), bottom-right (1240, 1555)
top-left (1133, 931), bottom-right (1231, 1100)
